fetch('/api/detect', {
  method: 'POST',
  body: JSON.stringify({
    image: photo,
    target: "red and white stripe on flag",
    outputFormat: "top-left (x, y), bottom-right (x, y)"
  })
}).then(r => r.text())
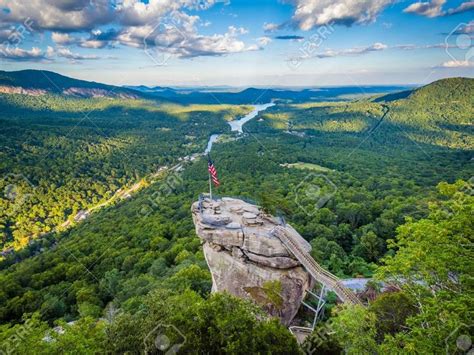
top-left (208, 159), bottom-right (220, 186)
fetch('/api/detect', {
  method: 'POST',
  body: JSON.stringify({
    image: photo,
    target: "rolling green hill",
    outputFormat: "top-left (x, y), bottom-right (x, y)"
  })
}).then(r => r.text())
top-left (386, 77), bottom-right (473, 148)
top-left (404, 77), bottom-right (473, 103)
top-left (256, 77), bottom-right (473, 149)
top-left (0, 74), bottom-right (472, 354)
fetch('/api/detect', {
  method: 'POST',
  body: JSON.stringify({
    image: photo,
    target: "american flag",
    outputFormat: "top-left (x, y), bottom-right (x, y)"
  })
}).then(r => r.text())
top-left (207, 155), bottom-right (220, 186)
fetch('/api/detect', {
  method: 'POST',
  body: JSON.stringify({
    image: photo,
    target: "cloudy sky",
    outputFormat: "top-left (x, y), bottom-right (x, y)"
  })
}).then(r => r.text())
top-left (0, 0), bottom-right (473, 86)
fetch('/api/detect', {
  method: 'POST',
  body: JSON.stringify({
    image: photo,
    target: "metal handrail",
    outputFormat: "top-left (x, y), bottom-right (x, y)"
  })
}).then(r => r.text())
top-left (198, 193), bottom-right (259, 207)
top-left (272, 226), bottom-right (361, 305)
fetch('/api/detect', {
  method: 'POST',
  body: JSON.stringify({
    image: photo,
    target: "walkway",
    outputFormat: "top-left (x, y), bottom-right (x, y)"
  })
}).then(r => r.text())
top-left (271, 226), bottom-right (361, 305)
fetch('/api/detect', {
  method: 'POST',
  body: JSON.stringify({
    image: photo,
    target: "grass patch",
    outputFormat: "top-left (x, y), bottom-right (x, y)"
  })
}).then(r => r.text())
top-left (280, 162), bottom-right (333, 172)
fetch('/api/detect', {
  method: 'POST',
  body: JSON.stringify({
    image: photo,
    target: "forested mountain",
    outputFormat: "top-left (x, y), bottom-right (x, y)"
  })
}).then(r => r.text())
top-left (382, 77), bottom-right (473, 148)
top-left (390, 77), bottom-right (473, 103)
top-left (258, 77), bottom-right (473, 149)
top-left (0, 70), bottom-right (142, 99)
top-left (0, 69), bottom-right (408, 103)
top-left (0, 74), bottom-right (472, 354)
top-left (129, 84), bottom-right (410, 104)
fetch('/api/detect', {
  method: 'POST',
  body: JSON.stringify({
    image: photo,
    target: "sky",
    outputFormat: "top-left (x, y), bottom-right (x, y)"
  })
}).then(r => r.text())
top-left (0, 0), bottom-right (473, 87)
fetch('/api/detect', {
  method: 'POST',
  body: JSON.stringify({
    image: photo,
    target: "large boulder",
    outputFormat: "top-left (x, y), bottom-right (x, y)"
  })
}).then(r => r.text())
top-left (192, 197), bottom-right (313, 325)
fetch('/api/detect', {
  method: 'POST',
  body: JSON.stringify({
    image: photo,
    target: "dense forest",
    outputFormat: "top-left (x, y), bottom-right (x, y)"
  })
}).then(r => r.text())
top-left (0, 93), bottom-right (251, 251)
top-left (0, 76), bottom-right (472, 354)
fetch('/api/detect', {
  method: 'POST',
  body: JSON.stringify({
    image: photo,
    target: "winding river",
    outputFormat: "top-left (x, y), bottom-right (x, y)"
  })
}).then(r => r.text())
top-left (205, 102), bottom-right (275, 154)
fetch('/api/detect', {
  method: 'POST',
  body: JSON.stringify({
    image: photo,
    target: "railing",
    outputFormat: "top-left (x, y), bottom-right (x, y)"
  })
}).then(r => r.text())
top-left (272, 226), bottom-right (361, 305)
top-left (199, 193), bottom-right (258, 205)
top-left (289, 286), bottom-right (327, 339)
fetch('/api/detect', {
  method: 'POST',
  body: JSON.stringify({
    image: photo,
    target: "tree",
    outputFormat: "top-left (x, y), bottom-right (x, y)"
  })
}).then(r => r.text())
top-left (330, 304), bottom-right (378, 354)
top-left (109, 289), bottom-right (300, 354)
top-left (369, 291), bottom-right (417, 341)
top-left (310, 237), bottom-right (348, 276)
top-left (302, 323), bottom-right (342, 354)
top-left (353, 231), bottom-right (384, 262)
top-left (45, 317), bottom-right (106, 354)
top-left (0, 314), bottom-right (106, 355)
top-left (377, 181), bottom-right (474, 353)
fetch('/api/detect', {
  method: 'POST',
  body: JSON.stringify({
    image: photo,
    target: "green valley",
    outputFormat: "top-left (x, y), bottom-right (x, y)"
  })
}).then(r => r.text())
top-left (0, 72), bottom-right (472, 354)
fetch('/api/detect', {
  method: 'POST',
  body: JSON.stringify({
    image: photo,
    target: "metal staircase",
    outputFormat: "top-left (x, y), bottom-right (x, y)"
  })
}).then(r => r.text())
top-left (271, 226), bottom-right (361, 305)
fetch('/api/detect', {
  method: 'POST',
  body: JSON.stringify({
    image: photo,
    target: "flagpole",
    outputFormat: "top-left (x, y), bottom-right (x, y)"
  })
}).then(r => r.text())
top-left (207, 153), bottom-right (213, 200)
top-left (209, 171), bottom-right (213, 200)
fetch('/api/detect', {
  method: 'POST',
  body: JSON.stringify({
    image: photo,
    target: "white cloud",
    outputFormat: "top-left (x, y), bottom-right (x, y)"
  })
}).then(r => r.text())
top-left (0, 0), bottom-right (265, 62)
top-left (446, 1), bottom-right (474, 15)
top-left (228, 26), bottom-right (249, 36)
top-left (438, 60), bottom-right (474, 68)
top-left (263, 22), bottom-right (280, 32)
top-left (117, 0), bottom-right (221, 27)
top-left (394, 43), bottom-right (457, 50)
top-left (56, 48), bottom-right (100, 60)
top-left (118, 10), bottom-right (254, 58)
top-left (0, 0), bottom-right (213, 32)
top-left (118, 0), bottom-right (181, 27)
top-left (316, 42), bottom-right (388, 58)
top-left (257, 36), bottom-right (272, 47)
top-left (52, 30), bottom-right (117, 49)
top-left (0, 0), bottom-right (114, 32)
top-left (81, 29), bottom-right (120, 48)
top-left (111, 1), bottom-right (256, 58)
top-left (79, 40), bottom-right (108, 49)
top-left (52, 32), bottom-right (79, 46)
top-left (0, 46), bottom-right (48, 61)
top-left (287, 0), bottom-right (394, 30)
top-left (289, 40), bottom-right (474, 67)
top-left (288, 42), bottom-right (388, 64)
top-left (0, 43), bottom-right (106, 62)
top-left (453, 21), bottom-right (474, 35)
top-left (404, 0), bottom-right (474, 18)
top-left (403, 0), bottom-right (445, 18)
top-left (46, 46), bottom-right (55, 58)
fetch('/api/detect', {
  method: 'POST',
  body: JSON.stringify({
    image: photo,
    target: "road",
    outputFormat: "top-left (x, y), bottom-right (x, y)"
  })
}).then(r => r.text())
top-left (2, 103), bottom-right (275, 258)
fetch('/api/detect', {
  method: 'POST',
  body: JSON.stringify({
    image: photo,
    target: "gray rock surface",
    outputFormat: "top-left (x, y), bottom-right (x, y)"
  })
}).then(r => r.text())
top-left (192, 197), bottom-right (313, 325)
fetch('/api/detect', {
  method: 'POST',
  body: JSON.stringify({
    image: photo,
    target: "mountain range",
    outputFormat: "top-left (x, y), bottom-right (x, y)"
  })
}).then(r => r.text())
top-left (0, 69), bottom-right (410, 104)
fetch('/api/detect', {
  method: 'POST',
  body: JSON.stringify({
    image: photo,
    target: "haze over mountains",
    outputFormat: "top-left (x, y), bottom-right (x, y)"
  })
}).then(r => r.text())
top-left (0, 69), bottom-right (410, 104)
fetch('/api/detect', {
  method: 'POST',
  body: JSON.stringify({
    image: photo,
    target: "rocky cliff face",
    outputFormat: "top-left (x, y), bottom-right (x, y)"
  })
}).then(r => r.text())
top-left (0, 86), bottom-right (47, 96)
top-left (0, 85), bottom-right (140, 99)
top-left (191, 197), bottom-right (313, 326)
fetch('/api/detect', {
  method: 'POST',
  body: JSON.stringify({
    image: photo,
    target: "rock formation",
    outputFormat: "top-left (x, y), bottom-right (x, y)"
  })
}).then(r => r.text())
top-left (191, 197), bottom-right (314, 326)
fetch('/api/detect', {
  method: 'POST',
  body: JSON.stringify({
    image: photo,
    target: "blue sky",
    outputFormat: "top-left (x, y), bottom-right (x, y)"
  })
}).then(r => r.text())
top-left (0, 0), bottom-right (472, 86)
